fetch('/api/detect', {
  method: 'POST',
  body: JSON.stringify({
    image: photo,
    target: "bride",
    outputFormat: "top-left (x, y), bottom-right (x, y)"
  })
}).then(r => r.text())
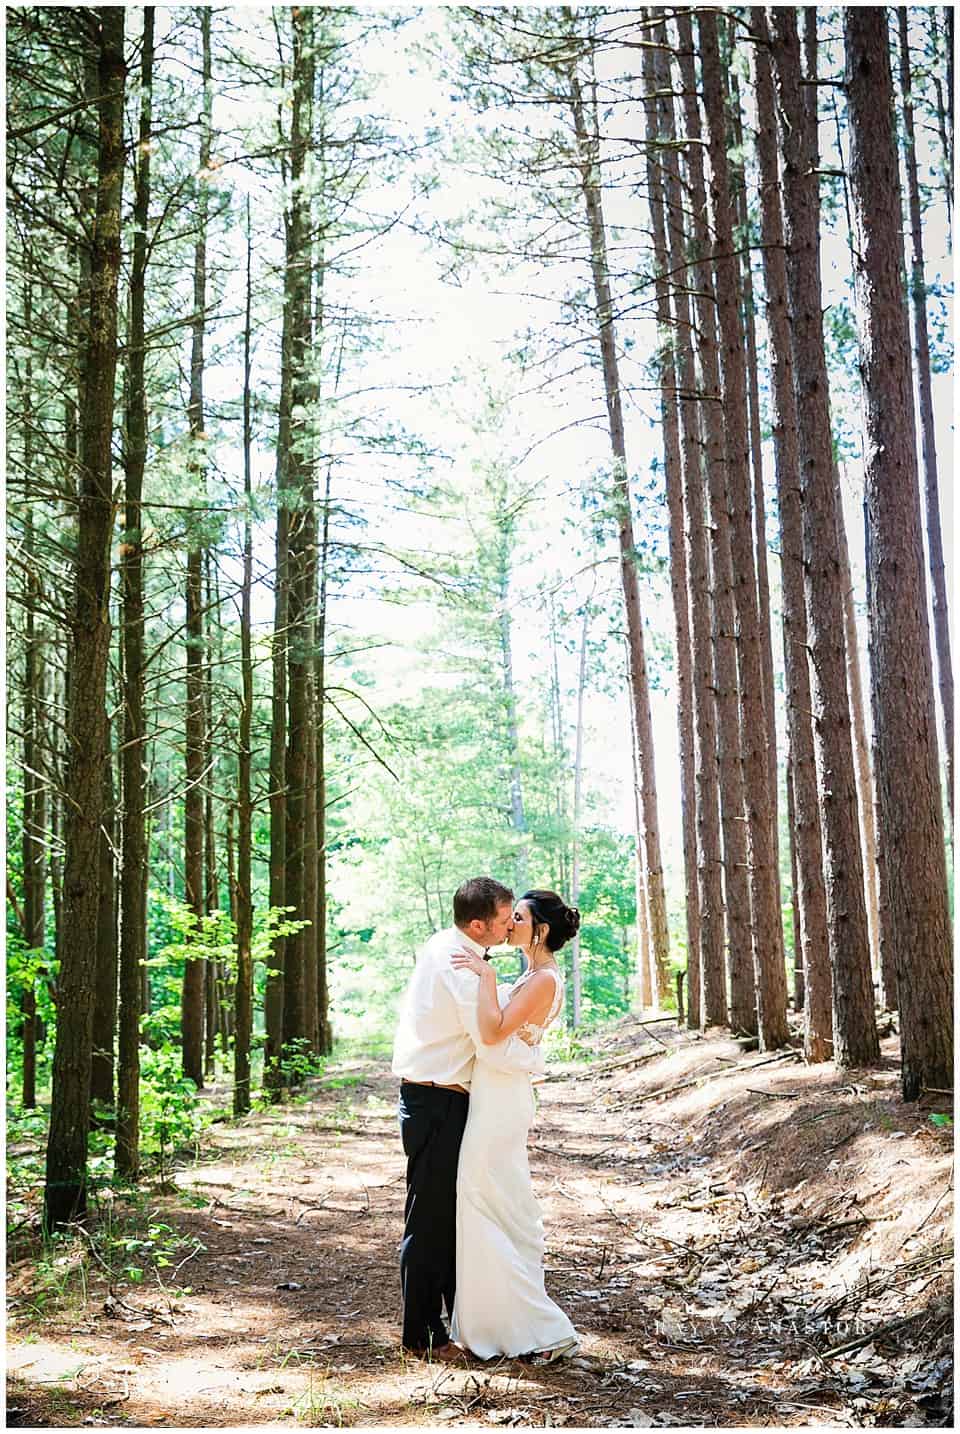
top-left (449, 889), bottom-right (581, 1362)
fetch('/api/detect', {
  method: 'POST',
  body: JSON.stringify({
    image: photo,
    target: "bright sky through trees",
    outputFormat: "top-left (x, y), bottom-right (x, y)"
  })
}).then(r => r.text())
top-left (182, 7), bottom-right (953, 901)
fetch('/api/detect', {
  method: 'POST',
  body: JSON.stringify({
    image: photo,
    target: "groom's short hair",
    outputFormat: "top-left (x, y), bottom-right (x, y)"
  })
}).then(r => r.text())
top-left (454, 876), bottom-right (514, 926)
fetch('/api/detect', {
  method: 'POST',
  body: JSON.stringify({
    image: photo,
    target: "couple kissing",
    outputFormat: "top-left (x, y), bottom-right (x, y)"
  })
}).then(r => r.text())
top-left (392, 875), bottom-right (581, 1363)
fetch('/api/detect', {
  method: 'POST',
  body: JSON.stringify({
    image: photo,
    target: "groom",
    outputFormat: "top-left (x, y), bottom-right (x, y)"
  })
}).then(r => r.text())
top-left (392, 876), bottom-right (545, 1359)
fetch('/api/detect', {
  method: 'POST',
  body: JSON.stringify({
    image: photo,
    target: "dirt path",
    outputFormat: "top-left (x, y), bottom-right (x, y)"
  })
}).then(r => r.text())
top-left (7, 1019), bottom-right (953, 1428)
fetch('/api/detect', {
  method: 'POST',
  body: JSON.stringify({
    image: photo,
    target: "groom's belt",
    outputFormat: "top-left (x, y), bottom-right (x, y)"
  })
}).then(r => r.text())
top-left (401, 1077), bottom-right (469, 1095)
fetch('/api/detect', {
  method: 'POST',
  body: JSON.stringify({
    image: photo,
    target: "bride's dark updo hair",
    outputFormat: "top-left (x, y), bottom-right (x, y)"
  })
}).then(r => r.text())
top-left (522, 890), bottom-right (581, 953)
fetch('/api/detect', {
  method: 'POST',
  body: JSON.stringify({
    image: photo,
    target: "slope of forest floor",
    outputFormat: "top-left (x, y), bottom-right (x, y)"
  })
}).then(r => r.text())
top-left (7, 1017), bottom-right (954, 1429)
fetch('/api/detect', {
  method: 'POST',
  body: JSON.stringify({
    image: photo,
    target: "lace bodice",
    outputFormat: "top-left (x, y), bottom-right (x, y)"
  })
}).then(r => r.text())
top-left (509, 966), bottom-right (565, 1046)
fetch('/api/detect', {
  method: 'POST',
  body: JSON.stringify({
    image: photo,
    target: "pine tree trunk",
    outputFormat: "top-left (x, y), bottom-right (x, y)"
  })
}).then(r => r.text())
top-left (752, 9), bottom-right (832, 1063)
top-left (844, 8), bottom-right (951, 1098)
top-left (303, 660), bottom-right (320, 1054)
top-left (785, 757), bottom-right (804, 1010)
top-left (548, 597), bottom-right (569, 900)
top-left (642, 25), bottom-right (703, 1024)
top-left (730, 68), bottom-right (779, 819)
top-left (834, 462), bottom-right (882, 995)
top-left (947, 7), bottom-right (955, 233)
top-left (91, 753), bottom-right (117, 1110)
top-left (636, 863), bottom-right (653, 1011)
top-left (116, 4), bottom-right (153, 1182)
top-left (181, 5), bottom-right (213, 1088)
top-left (49, 712), bottom-right (64, 1019)
top-left (282, 5), bottom-right (316, 1063)
top-left (818, 27), bottom-right (885, 1001)
top-left (568, 596), bottom-right (590, 1029)
top-left (568, 60), bottom-right (670, 996)
top-left (44, 6), bottom-right (125, 1229)
top-left (235, 199), bottom-right (254, 1116)
top-left (770, 9), bottom-right (878, 1069)
top-left (226, 800), bottom-right (237, 929)
top-left (204, 959), bottom-right (218, 1079)
top-left (21, 504), bottom-right (44, 1111)
top-left (651, 19), bottom-right (725, 1032)
top-left (629, 692), bottom-right (654, 1012)
top-left (203, 556), bottom-right (219, 1079)
top-left (499, 541), bottom-right (528, 894)
top-left (264, 378), bottom-right (290, 1097)
top-left (313, 74), bottom-right (333, 1060)
top-left (947, 7), bottom-right (955, 188)
top-left (203, 622), bottom-right (218, 1078)
top-left (675, 11), bottom-right (754, 1035)
top-left (699, 11), bottom-right (788, 1050)
top-left (216, 818), bottom-right (232, 1049)
top-left (927, 9), bottom-right (954, 240)
top-left (182, 559), bottom-right (205, 1087)
top-left (316, 458), bottom-right (333, 1056)
top-left (897, 9), bottom-right (953, 834)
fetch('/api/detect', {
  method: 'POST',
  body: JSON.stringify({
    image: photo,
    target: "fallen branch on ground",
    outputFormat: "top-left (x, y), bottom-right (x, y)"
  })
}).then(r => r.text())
top-left (616, 1050), bottom-right (801, 1107)
top-left (821, 1310), bottom-right (924, 1359)
top-left (544, 1046), bottom-right (667, 1081)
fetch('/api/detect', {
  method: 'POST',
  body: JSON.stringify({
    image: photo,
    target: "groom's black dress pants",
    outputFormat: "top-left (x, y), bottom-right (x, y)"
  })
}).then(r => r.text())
top-left (398, 1081), bottom-right (469, 1351)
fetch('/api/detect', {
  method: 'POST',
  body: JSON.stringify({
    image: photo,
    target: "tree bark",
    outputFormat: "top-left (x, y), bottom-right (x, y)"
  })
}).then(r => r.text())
top-left (819, 30), bottom-right (885, 1002)
top-left (675, 10), bottom-right (754, 1036)
top-left (116, 4), bottom-right (153, 1182)
top-left (834, 461), bottom-right (883, 996)
top-left (204, 952), bottom-right (220, 1077)
top-left (699, 10), bottom-right (788, 1049)
top-left (642, 22), bottom-right (703, 1025)
top-left (282, 4), bottom-right (317, 1062)
top-left (498, 527), bottom-right (529, 894)
top-left (91, 751), bottom-right (117, 1110)
top-left (770, 7), bottom-right (878, 1069)
top-left (927, 9), bottom-right (954, 240)
top-left (181, 5), bottom-right (213, 1088)
top-left (203, 554), bottom-right (219, 1079)
top-left (264, 362), bottom-right (290, 1097)
top-left (303, 575), bottom-right (320, 1055)
top-left (651, 18), bottom-right (725, 1033)
top-left (785, 757), bottom-right (803, 1009)
top-left (568, 592), bottom-right (591, 1029)
top-left (897, 8), bottom-right (953, 835)
top-left (752, 8), bottom-right (832, 1063)
top-left (730, 67), bottom-right (779, 820)
top-left (313, 65), bottom-right (333, 1059)
top-left (947, 7), bottom-right (955, 233)
top-left (629, 688), bottom-right (654, 1011)
top-left (235, 196), bottom-right (254, 1117)
top-left (845, 8), bottom-right (951, 1098)
top-left (21, 503), bottom-right (44, 1110)
top-left (548, 597), bottom-right (570, 903)
top-left (44, 6), bottom-right (125, 1229)
top-left (316, 458), bottom-right (333, 1056)
top-left (635, 862), bottom-right (652, 1011)
top-left (568, 57), bottom-right (670, 997)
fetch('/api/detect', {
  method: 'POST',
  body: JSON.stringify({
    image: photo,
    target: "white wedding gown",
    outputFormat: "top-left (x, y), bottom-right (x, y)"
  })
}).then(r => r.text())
top-left (451, 968), bottom-right (579, 1359)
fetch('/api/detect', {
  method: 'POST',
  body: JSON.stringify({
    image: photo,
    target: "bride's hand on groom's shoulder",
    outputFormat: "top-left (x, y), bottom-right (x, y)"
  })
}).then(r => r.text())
top-left (451, 950), bottom-right (490, 978)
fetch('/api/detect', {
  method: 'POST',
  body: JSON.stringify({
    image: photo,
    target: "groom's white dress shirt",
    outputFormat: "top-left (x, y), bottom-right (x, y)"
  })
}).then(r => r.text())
top-left (392, 927), bottom-right (545, 1090)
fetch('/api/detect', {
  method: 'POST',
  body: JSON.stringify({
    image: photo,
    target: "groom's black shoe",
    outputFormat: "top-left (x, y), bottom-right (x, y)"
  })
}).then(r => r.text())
top-left (403, 1342), bottom-right (471, 1365)
top-left (430, 1343), bottom-right (472, 1364)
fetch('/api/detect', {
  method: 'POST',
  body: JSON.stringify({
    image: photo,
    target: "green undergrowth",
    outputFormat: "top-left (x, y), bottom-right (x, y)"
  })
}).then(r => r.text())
top-left (8, 1183), bottom-right (206, 1327)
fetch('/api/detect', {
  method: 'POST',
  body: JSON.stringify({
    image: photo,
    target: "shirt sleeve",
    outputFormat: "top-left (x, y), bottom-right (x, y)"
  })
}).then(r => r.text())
top-left (442, 964), bottom-right (545, 1077)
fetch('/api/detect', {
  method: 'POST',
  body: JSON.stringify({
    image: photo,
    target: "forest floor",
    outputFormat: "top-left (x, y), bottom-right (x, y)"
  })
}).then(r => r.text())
top-left (6, 1016), bottom-right (954, 1430)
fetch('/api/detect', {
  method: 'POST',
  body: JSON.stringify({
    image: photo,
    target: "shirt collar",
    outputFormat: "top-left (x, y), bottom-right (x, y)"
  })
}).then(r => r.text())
top-left (454, 927), bottom-right (487, 957)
